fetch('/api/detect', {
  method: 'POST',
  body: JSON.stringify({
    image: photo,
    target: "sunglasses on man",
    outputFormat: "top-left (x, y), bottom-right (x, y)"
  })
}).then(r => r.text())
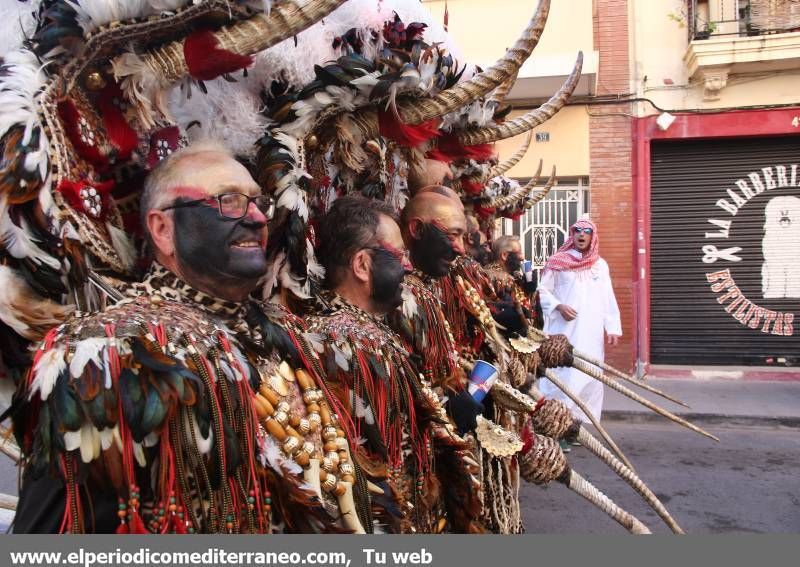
top-left (572, 227), bottom-right (593, 235)
top-left (162, 192), bottom-right (276, 220)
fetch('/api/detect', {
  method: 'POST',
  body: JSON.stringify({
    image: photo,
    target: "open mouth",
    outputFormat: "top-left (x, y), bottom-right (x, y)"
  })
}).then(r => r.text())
top-left (231, 239), bottom-right (263, 249)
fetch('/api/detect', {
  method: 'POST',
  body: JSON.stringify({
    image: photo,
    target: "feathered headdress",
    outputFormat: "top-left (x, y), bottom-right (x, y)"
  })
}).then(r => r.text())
top-left (0, 0), bottom-right (348, 377)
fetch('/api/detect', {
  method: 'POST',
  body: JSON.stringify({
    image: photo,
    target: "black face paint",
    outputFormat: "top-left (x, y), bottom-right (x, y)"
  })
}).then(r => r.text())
top-left (410, 222), bottom-right (457, 278)
top-left (369, 248), bottom-right (406, 312)
top-left (173, 201), bottom-right (267, 295)
top-left (505, 252), bottom-right (522, 273)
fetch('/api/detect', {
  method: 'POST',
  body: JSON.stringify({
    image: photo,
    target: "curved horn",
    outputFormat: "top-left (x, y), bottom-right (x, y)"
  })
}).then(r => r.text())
top-left (524, 164), bottom-right (556, 209)
top-left (487, 132), bottom-right (533, 179)
top-left (487, 68), bottom-right (520, 110)
top-left (576, 428), bottom-right (684, 534)
top-left (572, 349), bottom-right (691, 408)
top-left (566, 469), bottom-right (652, 534)
top-left (570, 358), bottom-right (720, 442)
top-left (396, 0), bottom-right (551, 124)
top-left (521, 434), bottom-right (651, 534)
top-left (541, 370), bottom-right (632, 469)
top-left (458, 51), bottom-right (584, 145)
top-left (488, 159), bottom-right (542, 209)
top-left (113, 0), bottom-right (348, 127)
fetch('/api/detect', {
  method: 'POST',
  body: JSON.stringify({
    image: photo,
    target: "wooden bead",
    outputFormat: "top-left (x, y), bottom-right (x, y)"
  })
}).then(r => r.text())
top-left (295, 451), bottom-right (310, 467)
top-left (323, 441), bottom-right (338, 453)
top-left (264, 417), bottom-right (288, 441)
top-left (306, 403), bottom-right (320, 414)
top-left (259, 386), bottom-right (280, 406)
top-left (289, 414), bottom-right (301, 428)
top-left (319, 404), bottom-right (332, 424)
top-left (284, 425), bottom-right (304, 441)
top-left (295, 368), bottom-right (314, 390)
top-left (333, 483), bottom-right (346, 497)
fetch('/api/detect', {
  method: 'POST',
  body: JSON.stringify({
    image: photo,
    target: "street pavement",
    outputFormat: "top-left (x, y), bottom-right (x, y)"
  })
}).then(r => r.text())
top-left (521, 420), bottom-right (800, 534)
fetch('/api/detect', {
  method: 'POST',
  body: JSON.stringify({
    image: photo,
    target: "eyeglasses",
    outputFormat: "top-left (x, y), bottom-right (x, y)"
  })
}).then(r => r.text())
top-left (161, 192), bottom-right (276, 220)
top-left (572, 227), bottom-right (594, 235)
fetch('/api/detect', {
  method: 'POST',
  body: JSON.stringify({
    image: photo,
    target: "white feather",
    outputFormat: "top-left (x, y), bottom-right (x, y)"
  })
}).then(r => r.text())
top-left (132, 441), bottom-right (147, 467)
top-left (330, 343), bottom-right (350, 372)
top-left (350, 392), bottom-right (375, 425)
top-left (79, 422), bottom-right (101, 463)
top-left (66, 0), bottom-right (156, 33)
top-left (190, 411), bottom-right (212, 455)
top-left (30, 346), bottom-right (66, 400)
top-left (0, 197), bottom-right (60, 269)
top-left (303, 332), bottom-right (326, 355)
top-left (64, 430), bottom-right (81, 452)
top-left (106, 221), bottom-right (137, 272)
top-left (69, 337), bottom-right (106, 379)
top-left (401, 284), bottom-right (418, 320)
top-left (99, 427), bottom-right (114, 451)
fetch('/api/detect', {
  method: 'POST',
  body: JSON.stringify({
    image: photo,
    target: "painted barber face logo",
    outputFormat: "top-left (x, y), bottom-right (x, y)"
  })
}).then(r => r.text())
top-left (703, 164), bottom-right (798, 337)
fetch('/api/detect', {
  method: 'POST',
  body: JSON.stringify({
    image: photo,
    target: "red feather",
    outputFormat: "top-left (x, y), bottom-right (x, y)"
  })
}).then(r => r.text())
top-left (184, 30), bottom-right (253, 81)
top-left (460, 177), bottom-right (484, 196)
top-left (378, 109), bottom-right (440, 148)
top-left (97, 83), bottom-right (137, 162)
top-left (435, 134), bottom-right (495, 162)
top-left (474, 205), bottom-right (496, 219)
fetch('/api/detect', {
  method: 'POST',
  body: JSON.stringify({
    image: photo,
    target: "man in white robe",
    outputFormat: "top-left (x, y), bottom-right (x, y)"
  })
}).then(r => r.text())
top-left (537, 218), bottom-right (621, 423)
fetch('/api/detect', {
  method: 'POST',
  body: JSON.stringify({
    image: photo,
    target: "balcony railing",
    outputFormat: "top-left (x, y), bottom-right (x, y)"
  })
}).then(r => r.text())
top-left (689, 0), bottom-right (800, 41)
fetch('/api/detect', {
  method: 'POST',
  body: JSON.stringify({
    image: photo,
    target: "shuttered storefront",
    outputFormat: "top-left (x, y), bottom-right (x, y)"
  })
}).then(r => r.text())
top-left (650, 136), bottom-right (800, 366)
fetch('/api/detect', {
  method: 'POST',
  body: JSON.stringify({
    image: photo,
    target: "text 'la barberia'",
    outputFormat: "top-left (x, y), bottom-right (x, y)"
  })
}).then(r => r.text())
top-left (712, 163), bottom-right (799, 220)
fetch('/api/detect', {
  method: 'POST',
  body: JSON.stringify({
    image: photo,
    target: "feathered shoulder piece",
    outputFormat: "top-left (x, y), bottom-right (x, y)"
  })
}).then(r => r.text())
top-left (306, 298), bottom-right (435, 470)
top-left (389, 273), bottom-right (462, 392)
top-left (10, 291), bottom-right (288, 533)
top-left (306, 296), bottom-right (483, 534)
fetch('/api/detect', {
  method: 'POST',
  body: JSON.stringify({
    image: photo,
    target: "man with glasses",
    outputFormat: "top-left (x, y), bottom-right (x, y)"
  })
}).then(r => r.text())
top-left (537, 218), bottom-right (622, 424)
top-left (11, 141), bottom-right (346, 533)
top-left (307, 195), bottom-right (483, 533)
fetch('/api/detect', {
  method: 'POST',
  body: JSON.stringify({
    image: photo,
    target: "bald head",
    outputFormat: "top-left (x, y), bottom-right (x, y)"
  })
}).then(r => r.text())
top-left (416, 185), bottom-right (464, 209)
top-left (401, 191), bottom-right (467, 277)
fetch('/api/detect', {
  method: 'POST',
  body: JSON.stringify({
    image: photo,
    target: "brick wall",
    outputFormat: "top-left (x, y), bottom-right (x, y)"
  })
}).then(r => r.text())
top-left (589, 0), bottom-right (635, 370)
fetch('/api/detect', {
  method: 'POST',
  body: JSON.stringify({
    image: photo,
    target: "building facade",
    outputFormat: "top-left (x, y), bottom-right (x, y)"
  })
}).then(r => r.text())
top-left (424, 0), bottom-right (800, 376)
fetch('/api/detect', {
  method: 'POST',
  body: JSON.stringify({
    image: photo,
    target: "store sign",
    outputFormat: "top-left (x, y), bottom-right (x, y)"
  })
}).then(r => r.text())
top-left (703, 164), bottom-right (799, 336)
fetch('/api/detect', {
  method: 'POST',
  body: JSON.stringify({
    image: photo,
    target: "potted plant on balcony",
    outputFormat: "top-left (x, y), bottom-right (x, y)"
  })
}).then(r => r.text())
top-left (694, 21), bottom-right (717, 39)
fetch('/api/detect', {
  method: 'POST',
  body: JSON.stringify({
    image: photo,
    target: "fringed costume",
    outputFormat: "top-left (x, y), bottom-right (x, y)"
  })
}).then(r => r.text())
top-left (306, 295), bottom-right (482, 533)
top-left (9, 264), bottom-right (345, 533)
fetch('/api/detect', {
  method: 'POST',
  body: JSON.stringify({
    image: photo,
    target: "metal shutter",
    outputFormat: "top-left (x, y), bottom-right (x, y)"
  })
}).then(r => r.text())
top-left (650, 136), bottom-right (800, 366)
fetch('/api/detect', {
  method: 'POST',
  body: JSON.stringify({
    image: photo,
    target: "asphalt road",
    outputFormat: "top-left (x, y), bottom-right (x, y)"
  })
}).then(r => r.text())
top-left (0, 421), bottom-right (797, 534)
top-left (521, 421), bottom-right (800, 534)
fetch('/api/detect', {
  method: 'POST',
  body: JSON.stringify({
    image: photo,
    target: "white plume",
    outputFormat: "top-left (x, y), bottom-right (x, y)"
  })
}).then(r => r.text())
top-left (30, 346), bottom-right (66, 401)
top-left (69, 337), bottom-right (107, 378)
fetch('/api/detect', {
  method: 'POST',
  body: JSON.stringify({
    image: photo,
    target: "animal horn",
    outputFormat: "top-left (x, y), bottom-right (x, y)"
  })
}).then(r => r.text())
top-left (524, 164), bottom-right (556, 209)
top-left (396, 0), bottom-right (551, 124)
top-left (570, 358), bottom-right (720, 442)
top-left (521, 433), bottom-right (651, 534)
top-left (575, 428), bottom-right (684, 534)
top-left (457, 51), bottom-right (584, 145)
top-left (487, 68), bottom-right (520, 110)
top-left (113, 0), bottom-right (348, 127)
top-left (541, 370), bottom-right (632, 469)
top-left (572, 349), bottom-right (691, 408)
top-left (487, 159), bottom-right (542, 209)
top-left (566, 469), bottom-right (652, 534)
top-left (486, 132), bottom-right (533, 179)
